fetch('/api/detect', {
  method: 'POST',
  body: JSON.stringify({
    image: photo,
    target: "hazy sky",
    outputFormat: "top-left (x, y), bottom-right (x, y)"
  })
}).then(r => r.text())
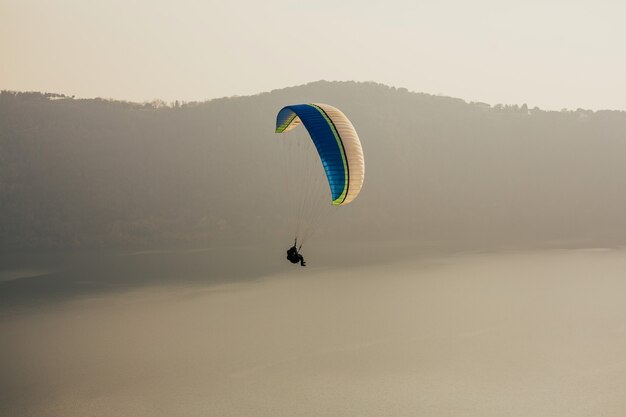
top-left (2, 0), bottom-right (625, 110)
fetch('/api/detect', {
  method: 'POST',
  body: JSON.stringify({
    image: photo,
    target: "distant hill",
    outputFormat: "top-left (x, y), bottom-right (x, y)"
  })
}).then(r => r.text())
top-left (2, 81), bottom-right (626, 251)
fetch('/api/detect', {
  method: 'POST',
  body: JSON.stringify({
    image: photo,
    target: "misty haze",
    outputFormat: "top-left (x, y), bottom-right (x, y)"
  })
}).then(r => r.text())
top-left (2, 81), bottom-right (626, 417)
top-left (3, 1), bottom-right (626, 416)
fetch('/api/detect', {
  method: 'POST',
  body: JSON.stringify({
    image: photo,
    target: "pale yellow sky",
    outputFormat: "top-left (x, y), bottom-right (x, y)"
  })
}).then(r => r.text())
top-left (1, 0), bottom-right (624, 110)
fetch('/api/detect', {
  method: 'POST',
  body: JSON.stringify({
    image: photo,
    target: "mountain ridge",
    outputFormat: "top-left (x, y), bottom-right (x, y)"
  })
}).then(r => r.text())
top-left (9, 80), bottom-right (624, 112)
top-left (2, 81), bottom-right (626, 251)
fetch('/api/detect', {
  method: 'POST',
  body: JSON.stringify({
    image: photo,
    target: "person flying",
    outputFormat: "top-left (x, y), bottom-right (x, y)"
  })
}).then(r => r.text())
top-left (286, 241), bottom-right (306, 266)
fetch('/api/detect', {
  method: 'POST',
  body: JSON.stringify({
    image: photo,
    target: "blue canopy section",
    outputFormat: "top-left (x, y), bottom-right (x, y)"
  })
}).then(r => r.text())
top-left (275, 104), bottom-right (348, 204)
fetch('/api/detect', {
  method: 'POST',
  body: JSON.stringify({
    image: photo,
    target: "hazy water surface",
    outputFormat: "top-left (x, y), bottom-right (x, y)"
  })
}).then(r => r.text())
top-left (2, 248), bottom-right (626, 416)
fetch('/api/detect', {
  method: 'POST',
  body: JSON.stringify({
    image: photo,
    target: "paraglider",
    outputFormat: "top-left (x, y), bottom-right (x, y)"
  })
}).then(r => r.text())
top-left (275, 103), bottom-right (364, 265)
top-left (286, 239), bottom-right (306, 266)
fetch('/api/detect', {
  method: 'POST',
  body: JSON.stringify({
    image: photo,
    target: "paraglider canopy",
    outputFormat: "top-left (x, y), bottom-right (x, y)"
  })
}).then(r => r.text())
top-left (275, 103), bottom-right (364, 206)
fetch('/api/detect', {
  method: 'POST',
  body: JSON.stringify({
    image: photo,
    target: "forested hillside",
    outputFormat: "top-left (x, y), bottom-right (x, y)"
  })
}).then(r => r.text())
top-left (2, 81), bottom-right (626, 250)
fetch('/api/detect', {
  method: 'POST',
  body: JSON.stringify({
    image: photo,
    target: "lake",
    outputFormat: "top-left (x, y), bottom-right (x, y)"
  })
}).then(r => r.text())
top-left (1, 246), bottom-right (625, 416)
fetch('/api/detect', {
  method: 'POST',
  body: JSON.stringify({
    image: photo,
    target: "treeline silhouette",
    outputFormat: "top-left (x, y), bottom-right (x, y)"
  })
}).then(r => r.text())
top-left (2, 81), bottom-right (626, 251)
